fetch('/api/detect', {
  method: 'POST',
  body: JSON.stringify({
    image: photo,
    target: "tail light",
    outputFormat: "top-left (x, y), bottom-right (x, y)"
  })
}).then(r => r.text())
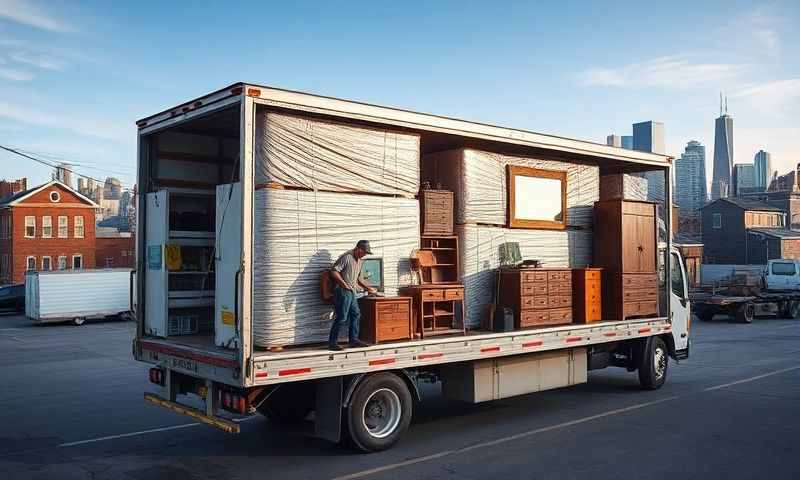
top-left (219, 389), bottom-right (249, 414)
top-left (148, 367), bottom-right (165, 386)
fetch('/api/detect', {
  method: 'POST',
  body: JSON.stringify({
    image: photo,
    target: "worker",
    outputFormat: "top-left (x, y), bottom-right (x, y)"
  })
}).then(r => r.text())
top-left (328, 240), bottom-right (377, 351)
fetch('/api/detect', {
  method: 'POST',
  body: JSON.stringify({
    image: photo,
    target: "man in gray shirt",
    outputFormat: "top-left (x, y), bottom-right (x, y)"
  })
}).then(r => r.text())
top-left (329, 240), bottom-right (377, 351)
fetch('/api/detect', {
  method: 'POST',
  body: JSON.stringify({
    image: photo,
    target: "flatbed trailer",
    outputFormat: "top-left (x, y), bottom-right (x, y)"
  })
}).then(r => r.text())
top-left (691, 290), bottom-right (800, 323)
top-left (134, 83), bottom-right (690, 452)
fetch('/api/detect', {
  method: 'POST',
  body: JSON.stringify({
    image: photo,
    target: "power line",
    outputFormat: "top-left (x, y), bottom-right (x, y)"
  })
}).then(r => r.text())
top-left (0, 144), bottom-right (135, 190)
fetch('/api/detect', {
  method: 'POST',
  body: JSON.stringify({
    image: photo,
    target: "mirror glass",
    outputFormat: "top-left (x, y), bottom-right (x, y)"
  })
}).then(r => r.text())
top-left (513, 176), bottom-right (563, 221)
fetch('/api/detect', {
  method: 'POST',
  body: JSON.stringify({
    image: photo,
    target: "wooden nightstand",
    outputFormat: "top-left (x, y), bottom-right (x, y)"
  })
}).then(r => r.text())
top-left (358, 296), bottom-right (413, 344)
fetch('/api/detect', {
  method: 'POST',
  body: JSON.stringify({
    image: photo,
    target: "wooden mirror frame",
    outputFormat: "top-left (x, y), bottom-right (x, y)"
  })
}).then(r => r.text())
top-left (507, 165), bottom-right (567, 230)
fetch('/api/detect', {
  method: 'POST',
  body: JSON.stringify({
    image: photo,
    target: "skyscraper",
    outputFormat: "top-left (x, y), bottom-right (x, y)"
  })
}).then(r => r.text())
top-left (675, 140), bottom-right (707, 211)
top-left (632, 121), bottom-right (666, 201)
top-left (731, 163), bottom-right (755, 196)
top-left (710, 95), bottom-right (734, 200)
top-left (606, 134), bottom-right (622, 147)
top-left (754, 150), bottom-right (772, 191)
top-left (621, 136), bottom-right (633, 150)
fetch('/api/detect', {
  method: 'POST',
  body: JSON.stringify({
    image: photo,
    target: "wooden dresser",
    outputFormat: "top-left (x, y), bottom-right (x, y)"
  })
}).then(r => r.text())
top-left (572, 268), bottom-right (602, 323)
top-left (358, 296), bottom-right (413, 344)
top-left (497, 267), bottom-right (573, 329)
top-left (399, 285), bottom-right (465, 338)
top-left (593, 199), bottom-right (658, 320)
top-left (420, 189), bottom-right (454, 236)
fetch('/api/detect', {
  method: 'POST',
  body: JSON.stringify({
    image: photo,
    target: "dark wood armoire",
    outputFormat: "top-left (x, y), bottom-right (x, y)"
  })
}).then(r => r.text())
top-left (593, 199), bottom-right (658, 320)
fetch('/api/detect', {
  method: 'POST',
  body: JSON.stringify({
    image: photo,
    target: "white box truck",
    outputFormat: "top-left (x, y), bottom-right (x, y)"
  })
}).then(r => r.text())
top-left (26, 269), bottom-right (133, 325)
top-left (133, 83), bottom-right (690, 451)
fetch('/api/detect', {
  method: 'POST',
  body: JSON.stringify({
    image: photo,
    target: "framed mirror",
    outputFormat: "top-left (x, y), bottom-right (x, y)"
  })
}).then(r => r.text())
top-left (507, 165), bottom-right (567, 229)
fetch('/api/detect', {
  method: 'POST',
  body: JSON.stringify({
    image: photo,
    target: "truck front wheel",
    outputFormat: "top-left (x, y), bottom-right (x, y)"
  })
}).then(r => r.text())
top-left (638, 336), bottom-right (668, 390)
top-left (345, 372), bottom-right (412, 452)
top-left (735, 303), bottom-right (754, 323)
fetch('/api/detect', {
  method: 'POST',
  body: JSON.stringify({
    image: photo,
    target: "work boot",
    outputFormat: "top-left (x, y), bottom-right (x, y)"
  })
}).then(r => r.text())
top-left (328, 344), bottom-right (343, 351)
top-left (349, 339), bottom-right (370, 348)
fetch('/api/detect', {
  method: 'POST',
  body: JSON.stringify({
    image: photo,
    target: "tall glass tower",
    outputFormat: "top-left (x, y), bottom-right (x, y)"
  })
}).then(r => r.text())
top-left (710, 95), bottom-right (733, 200)
top-left (754, 150), bottom-right (772, 191)
top-left (675, 141), bottom-right (707, 211)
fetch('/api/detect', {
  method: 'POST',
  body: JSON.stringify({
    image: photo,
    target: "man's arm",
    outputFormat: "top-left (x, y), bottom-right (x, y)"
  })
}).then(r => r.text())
top-left (358, 277), bottom-right (376, 294)
top-left (330, 269), bottom-right (352, 291)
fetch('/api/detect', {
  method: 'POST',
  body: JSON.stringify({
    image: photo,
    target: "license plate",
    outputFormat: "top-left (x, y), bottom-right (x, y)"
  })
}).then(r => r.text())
top-left (170, 356), bottom-right (198, 373)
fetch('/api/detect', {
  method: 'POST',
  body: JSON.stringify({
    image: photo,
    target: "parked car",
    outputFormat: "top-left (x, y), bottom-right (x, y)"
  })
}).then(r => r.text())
top-left (0, 284), bottom-right (25, 312)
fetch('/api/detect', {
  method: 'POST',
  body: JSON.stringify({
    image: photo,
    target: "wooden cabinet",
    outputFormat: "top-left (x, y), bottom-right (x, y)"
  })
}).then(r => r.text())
top-left (572, 268), bottom-right (602, 324)
top-left (497, 268), bottom-right (573, 329)
top-left (420, 189), bottom-right (454, 235)
top-left (417, 236), bottom-right (459, 284)
top-left (593, 199), bottom-right (658, 320)
top-left (399, 285), bottom-right (465, 338)
top-left (358, 296), bottom-right (413, 344)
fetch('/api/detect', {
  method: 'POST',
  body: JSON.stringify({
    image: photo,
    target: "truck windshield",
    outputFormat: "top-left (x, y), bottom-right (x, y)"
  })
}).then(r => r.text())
top-left (771, 262), bottom-right (796, 276)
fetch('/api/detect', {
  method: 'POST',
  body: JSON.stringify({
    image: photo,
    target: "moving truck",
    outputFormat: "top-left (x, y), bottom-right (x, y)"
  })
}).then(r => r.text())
top-left (134, 83), bottom-right (690, 452)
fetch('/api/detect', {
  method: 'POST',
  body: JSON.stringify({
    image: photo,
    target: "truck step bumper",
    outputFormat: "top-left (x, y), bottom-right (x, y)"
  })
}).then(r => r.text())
top-left (144, 392), bottom-right (240, 434)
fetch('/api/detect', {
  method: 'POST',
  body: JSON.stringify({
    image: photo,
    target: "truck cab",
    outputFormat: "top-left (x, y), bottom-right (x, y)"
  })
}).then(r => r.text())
top-left (765, 259), bottom-right (800, 291)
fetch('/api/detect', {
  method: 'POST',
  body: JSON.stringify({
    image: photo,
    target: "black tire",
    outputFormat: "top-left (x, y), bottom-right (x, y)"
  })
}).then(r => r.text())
top-left (638, 336), bottom-right (668, 390)
top-left (256, 382), bottom-right (315, 425)
top-left (344, 372), bottom-right (413, 452)
top-left (735, 303), bottom-right (754, 324)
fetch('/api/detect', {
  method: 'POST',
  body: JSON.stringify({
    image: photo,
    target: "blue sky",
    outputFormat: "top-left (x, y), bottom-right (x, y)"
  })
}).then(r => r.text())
top-left (0, 0), bottom-right (798, 189)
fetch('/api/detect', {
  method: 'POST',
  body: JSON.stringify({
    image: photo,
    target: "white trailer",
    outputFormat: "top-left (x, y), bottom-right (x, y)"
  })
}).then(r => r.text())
top-left (26, 269), bottom-right (133, 325)
top-left (134, 83), bottom-right (690, 452)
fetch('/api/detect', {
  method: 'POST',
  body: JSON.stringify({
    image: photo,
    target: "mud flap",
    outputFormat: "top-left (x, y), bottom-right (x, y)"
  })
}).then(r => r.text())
top-left (315, 376), bottom-right (343, 442)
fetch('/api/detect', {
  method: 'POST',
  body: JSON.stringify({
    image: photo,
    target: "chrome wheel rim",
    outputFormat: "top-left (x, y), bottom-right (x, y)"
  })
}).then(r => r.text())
top-left (654, 346), bottom-right (667, 379)
top-left (362, 388), bottom-right (401, 439)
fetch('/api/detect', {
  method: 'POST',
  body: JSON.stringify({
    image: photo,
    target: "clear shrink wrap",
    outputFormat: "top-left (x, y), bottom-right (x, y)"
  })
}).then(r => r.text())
top-left (251, 188), bottom-right (420, 348)
top-left (599, 173), bottom-right (649, 201)
top-left (422, 149), bottom-right (599, 227)
top-left (457, 224), bottom-right (592, 328)
top-left (255, 112), bottom-right (420, 196)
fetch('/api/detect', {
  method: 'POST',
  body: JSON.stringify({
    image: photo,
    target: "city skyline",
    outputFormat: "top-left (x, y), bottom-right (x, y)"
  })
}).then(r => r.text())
top-left (0, 2), bottom-right (797, 188)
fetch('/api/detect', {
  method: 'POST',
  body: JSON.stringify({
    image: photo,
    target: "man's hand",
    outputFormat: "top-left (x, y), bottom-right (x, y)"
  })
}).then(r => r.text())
top-left (366, 286), bottom-right (378, 295)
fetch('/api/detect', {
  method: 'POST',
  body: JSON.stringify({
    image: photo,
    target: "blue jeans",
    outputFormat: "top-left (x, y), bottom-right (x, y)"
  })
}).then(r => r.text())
top-left (330, 285), bottom-right (360, 345)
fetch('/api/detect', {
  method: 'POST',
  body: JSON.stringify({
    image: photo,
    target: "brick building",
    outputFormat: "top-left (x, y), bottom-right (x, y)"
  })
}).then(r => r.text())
top-left (0, 180), bottom-right (98, 284)
top-left (95, 228), bottom-right (135, 268)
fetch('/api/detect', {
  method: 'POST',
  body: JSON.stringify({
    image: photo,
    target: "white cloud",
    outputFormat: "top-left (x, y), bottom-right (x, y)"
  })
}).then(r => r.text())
top-left (735, 7), bottom-right (782, 60)
top-left (0, 100), bottom-right (129, 142)
top-left (577, 55), bottom-right (748, 89)
top-left (0, 0), bottom-right (74, 33)
top-left (0, 66), bottom-right (32, 80)
top-left (10, 51), bottom-right (67, 70)
top-left (731, 79), bottom-right (800, 113)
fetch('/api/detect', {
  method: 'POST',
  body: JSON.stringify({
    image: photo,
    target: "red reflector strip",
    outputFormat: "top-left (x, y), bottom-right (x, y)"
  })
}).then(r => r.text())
top-left (523, 340), bottom-right (543, 348)
top-left (255, 372), bottom-right (268, 378)
top-left (418, 353), bottom-right (443, 360)
top-left (481, 346), bottom-right (500, 353)
top-left (604, 332), bottom-right (617, 337)
top-left (246, 87), bottom-right (262, 97)
top-left (638, 328), bottom-right (652, 334)
top-left (278, 368), bottom-right (311, 377)
top-left (369, 358), bottom-right (396, 366)
top-left (566, 336), bottom-right (582, 343)
top-left (662, 326), bottom-right (672, 331)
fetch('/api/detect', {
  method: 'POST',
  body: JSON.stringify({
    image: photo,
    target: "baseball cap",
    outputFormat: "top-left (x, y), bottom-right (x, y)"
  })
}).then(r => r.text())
top-left (356, 240), bottom-right (373, 254)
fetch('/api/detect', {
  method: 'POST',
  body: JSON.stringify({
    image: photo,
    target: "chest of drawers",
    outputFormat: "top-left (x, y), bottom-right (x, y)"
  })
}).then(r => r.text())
top-left (572, 268), bottom-right (602, 323)
top-left (420, 189), bottom-right (454, 236)
top-left (358, 296), bottom-right (413, 344)
top-left (497, 268), bottom-right (573, 329)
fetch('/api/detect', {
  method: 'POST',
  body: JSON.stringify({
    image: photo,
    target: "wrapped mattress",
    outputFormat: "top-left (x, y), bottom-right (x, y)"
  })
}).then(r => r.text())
top-left (457, 224), bottom-right (593, 328)
top-left (255, 112), bottom-right (420, 197)
top-left (252, 188), bottom-right (419, 348)
top-left (422, 149), bottom-right (599, 227)
top-left (599, 173), bottom-right (649, 201)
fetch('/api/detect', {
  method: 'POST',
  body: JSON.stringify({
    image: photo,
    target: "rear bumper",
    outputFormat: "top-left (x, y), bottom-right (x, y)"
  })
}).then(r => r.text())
top-left (144, 392), bottom-right (240, 434)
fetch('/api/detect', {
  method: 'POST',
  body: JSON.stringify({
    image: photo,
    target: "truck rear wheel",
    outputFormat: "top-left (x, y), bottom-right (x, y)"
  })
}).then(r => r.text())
top-left (638, 337), bottom-right (668, 390)
top-left (344, 372), bottom-right (412, 452)
top-left (735, 303), bottom-right (754, 323)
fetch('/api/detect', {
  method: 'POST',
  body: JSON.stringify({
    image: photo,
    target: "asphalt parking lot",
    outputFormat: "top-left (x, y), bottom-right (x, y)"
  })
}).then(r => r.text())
top-left (1, 312), bottom-right (799, 480)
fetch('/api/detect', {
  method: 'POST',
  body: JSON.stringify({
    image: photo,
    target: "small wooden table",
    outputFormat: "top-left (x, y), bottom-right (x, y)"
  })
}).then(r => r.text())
top-left (399, 284), bottom-right (465, 338)
top-left (358, 296), bottom-right (413, 344)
